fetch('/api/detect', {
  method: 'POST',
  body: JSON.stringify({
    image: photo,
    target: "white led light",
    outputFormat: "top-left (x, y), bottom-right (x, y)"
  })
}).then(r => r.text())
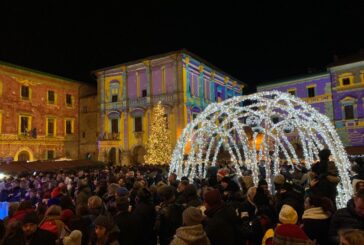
top-left (169, 91), bottom-right (353, 208)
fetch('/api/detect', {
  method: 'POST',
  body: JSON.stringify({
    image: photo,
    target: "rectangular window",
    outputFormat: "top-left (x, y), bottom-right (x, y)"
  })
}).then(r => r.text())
top-left (66, 120), bottom-right (73, 134)
top-left (82, 132), bottom-right (86, 138)
top-left (307, 87), bottom-right (315, 98)
top-left (66, 94), bottom-right (72, 106)
top-left (192, 113), bottom-right (198, 129)
top-left (135, 117), bottom-right (142, 132)
top-left (142, 89), bottom-right (147, 97)
top-left (47, 118), bottom-right (55, 136)
top-left (21, 85), bottom-right (29, 99)
top-left (47, 150), bottom-right (54, 160)
top-left (20, 116), bottom-right (29, 134)
top-left (288, 89), bottom-right (296, 96)
top-left (111, 119), bottom-right (119, 133)
top-left (82, 106), bottom-right (87, 113)
top-left (112, 95), bottom-right (118, 102)
top-left (48, 91), bottom-right (55, 104)
top-left (342, 78), bottom-right (351, 86)
top-left (344, 105), bottom-right (354, 120)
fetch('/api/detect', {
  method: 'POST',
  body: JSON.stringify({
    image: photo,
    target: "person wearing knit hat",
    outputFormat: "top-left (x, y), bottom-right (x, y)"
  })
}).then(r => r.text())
top-left (171, 207), bottom-right (210, 245)
top-left (217, 169), bottom-right (228, 182)
top-left (116, 187), bottom-right (129, 197)
top-left (17, 211), bottom-right (57, 245)
top-left (63, 230), bottom-right (82, 245)
top-left (92, 215), bottom-right (120, 245)
top-left (279, 204), bottom-right (298, 224)
top-left (183, 207), bottom-right (204, 226)
top-left (270, 205), bottom-right (312, 245)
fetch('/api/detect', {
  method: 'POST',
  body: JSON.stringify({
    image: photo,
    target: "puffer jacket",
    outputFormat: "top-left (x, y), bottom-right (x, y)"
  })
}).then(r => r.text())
top-left (170, 224), bottom-right (210, 245)
top-left (329, 198), bottom-right (364, 244)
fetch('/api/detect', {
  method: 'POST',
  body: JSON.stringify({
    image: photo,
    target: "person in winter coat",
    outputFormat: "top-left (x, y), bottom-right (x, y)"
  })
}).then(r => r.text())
top-left (263, 204), bottom-right (312, 245)
top-left (63, 230), bottom-right (82, 245)
top-left (203, 189), bottom-right (241, 245)
top-left (114, 197), bottom-right (137, 245)
top-left (132, 188), bottom-right (157, 245)
top-left (171, 207), bottom-right (210, 245)
top-left (39, 205), bottom-right (70, 242)
top-left (2, 211), bottom-right (56, 245)
top-left (310, 149), bottom-right (340, 206)
top-left (302, 194), bottom-right (333, 244)
top-left (155, 185), bottom-right (184, 245)
top-left (90, 215), bottom-right (120, 245)
top-left (329, 189), bottom-right (364, 244)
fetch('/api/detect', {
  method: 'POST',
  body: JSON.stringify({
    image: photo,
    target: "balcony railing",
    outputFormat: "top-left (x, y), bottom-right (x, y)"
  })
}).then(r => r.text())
top-left (104, 93), bottom-right (179, 111)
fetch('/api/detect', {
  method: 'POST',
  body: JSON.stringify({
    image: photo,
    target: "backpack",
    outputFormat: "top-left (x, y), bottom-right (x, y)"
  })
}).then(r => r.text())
top-left (39, 219), bottom-right (70, 240)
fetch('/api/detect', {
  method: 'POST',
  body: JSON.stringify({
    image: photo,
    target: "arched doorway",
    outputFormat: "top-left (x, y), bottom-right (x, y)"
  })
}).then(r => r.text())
top-left (132, 145), bottom-right (146, 164)
top-left (18, 151), bottom-right (30, 161)
top-left (109, 148), bottom-right (117, 165)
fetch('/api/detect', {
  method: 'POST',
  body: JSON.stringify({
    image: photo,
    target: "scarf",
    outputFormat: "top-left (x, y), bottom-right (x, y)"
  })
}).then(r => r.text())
top-left (302, 207), bottom-right (329, 220)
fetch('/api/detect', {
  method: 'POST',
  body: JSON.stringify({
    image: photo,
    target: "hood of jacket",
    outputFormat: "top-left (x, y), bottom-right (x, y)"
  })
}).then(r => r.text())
top-left (175, 224), bottom-right (208, 243)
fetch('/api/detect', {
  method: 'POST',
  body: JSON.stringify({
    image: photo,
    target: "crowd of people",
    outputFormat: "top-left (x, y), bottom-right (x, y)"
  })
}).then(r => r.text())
top-left (0, 149), bottom-right (363, 245)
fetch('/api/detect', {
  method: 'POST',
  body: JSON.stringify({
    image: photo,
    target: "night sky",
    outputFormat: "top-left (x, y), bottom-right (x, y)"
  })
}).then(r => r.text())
top-left (1, 1), bottom-right (363, 93)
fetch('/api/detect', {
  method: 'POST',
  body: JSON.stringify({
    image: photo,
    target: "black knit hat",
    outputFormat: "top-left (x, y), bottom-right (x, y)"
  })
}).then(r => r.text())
top-left (23, 212), bottom-right (39, 225)
top-left (94, 215), bottom-right (113, 230)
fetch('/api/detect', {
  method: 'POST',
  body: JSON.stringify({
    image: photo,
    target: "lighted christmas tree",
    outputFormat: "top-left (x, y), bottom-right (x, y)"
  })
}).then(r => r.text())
top-left (145, 101), bottom-right (172, 164)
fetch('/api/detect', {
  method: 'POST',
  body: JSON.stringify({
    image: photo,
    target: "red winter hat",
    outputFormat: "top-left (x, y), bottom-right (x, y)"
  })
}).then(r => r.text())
top-left (51, 187), bottom-right (61, 198)
top-left (61, 209), bottom-right (74, 225)
top-left (204, 189), bottom-right (222, 206)
top-left (217, 169), bottom-right (228, 178)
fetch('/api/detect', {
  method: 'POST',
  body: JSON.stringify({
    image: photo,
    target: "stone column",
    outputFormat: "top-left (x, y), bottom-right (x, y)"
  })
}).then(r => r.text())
top-left (99, 72), bottom-right (105, 139)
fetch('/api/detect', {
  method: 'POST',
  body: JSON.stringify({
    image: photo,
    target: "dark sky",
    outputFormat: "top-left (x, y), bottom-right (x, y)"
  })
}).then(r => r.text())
top-left (1, 0), bottom-right (363, 93)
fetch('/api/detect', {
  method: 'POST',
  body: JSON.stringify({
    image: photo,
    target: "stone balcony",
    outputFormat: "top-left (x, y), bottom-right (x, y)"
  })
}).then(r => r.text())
top-left (103, 93), bottom-right (179, 111)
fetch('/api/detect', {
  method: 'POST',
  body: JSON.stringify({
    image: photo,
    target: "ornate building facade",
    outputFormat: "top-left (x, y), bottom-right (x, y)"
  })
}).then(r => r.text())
top-left (0, 61), bottom-right (95, 162)
top-left (94, 50), bottom-right (245, 165)
top-left (257, 58), bottom-right (364, 154)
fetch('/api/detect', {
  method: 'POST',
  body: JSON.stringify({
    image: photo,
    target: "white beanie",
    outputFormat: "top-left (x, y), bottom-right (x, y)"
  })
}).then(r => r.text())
top-left (63, 230), bottom-right (82, 245)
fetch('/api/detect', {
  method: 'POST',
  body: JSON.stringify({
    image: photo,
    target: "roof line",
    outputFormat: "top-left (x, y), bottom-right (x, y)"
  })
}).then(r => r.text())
top-left (257, 71), bottom-right (328, 87)
top-left (91, 49), bottom-right (246, 86)
top-left (0, 60), bottom-right (86, 85)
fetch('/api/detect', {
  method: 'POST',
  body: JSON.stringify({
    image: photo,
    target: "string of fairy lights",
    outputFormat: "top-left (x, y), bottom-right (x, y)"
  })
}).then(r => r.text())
top-left (169, 91), bottom-right (353, 208)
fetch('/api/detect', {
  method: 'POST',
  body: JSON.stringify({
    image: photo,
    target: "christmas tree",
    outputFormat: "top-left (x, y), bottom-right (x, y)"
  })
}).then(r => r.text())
top-left (145, 101), bottom-right (172, 164)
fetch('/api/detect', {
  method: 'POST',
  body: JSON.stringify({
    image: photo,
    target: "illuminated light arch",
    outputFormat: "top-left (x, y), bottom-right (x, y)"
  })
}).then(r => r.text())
top-left (170, 91), bottom-right (352, 208)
